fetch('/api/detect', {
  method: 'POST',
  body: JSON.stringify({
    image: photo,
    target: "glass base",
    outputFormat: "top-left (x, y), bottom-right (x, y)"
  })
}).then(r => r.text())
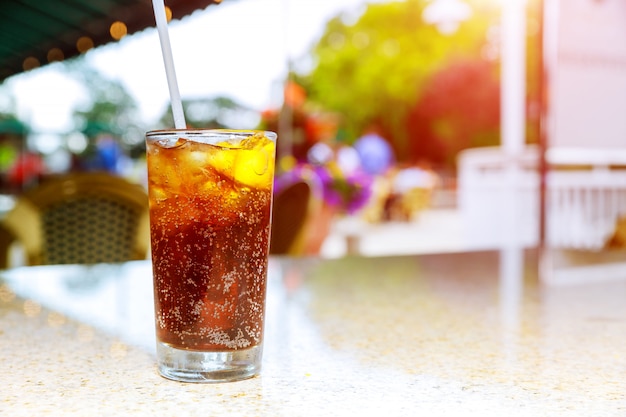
top-left (156, 342), bottom-right (263, 383)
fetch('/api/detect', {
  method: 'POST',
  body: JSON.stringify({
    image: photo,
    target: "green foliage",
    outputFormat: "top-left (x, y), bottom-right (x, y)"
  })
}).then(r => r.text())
top-left (0, 91), bottom-right (27, 136)
top-left (158, 96), bottom-right (255, 130)
top-left (67, 61), bottom-right (144, 149)
top-left (302, 0), bottom-right (496, 151)
top-left (0, 115), bottom-right (28, 136)
top-left (406, 58), bottom-right (500, 167)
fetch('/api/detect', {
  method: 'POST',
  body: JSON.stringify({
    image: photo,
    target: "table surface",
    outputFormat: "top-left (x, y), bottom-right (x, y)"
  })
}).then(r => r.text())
top-left (1, 249), bottom-right (625, 416)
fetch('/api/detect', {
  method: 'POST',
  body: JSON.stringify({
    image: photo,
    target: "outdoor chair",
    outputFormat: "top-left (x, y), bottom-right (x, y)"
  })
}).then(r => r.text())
top-left (270, 179), bottom-right (320, 256)
top-left (0, 172), bottom-right (150, 266)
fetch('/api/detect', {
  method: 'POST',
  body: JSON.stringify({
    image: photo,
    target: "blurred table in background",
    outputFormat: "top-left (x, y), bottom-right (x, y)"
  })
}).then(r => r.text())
top-left (325, 209), bottom-right (467, 257)
top-left (1, 250), bottom-right (625, 415)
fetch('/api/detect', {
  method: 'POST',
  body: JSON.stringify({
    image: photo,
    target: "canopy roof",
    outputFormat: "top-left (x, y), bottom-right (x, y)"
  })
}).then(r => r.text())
top-left (0, 0), bottom-right (223, 82)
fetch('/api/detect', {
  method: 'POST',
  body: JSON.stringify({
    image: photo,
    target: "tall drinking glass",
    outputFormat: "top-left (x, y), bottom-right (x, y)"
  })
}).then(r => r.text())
top-left (145, 129), bottom-right (276, 383)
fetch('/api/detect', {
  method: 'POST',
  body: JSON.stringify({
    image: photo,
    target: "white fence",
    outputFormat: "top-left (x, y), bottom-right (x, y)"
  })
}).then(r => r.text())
top-left (458, 146), bottom-right (626, 250)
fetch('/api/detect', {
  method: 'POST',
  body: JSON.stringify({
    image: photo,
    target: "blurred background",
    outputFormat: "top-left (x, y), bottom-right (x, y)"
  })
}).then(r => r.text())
top-left (1, 0), bottom-right (625, 266)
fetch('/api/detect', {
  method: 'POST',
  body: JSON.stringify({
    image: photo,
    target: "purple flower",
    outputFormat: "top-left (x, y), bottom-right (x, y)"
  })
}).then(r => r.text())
top-left (275, 161), bottom-right (373, 215)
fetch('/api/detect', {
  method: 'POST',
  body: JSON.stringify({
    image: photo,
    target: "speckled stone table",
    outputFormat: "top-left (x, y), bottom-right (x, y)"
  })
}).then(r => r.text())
top-left (1, 251), bottom-right (625, 416)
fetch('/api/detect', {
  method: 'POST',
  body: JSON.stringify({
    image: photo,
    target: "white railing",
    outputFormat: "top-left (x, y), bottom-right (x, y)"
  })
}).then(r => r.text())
top-left (458, 146), bottom-right (626, 250)
top-left (547, 170), bottom-right (626, 249)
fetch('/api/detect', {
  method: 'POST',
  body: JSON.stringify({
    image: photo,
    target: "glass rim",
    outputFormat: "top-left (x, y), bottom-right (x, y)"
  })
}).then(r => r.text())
top-left (146, 128), bottom-right (277, 142)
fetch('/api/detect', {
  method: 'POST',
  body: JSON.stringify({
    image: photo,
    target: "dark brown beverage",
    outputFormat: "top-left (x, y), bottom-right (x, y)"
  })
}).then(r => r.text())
top-left (146, 130), bottom-right (275, 352)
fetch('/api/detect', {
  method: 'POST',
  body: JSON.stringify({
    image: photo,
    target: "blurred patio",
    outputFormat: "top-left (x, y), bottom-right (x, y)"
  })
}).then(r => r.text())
top-left (2, 0), bottom-right (626, 270)
top-left (322, 207), bottom-right (466, 258)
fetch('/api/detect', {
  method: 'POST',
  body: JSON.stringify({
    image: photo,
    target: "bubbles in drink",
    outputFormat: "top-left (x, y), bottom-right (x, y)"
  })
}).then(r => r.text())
top-left (147, 131), bottom-right (275, 351)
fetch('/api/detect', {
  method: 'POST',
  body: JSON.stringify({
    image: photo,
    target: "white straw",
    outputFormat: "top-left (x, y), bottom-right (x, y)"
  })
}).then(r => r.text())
top-left (151, 0), bottom-right (186, 129)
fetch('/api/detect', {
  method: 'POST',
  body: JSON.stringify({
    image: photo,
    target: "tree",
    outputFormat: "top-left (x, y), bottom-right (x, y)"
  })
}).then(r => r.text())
top-left (63, 61), bottom-right (146, 167)
top-left (301, 0), bottom-right (497, 156)
top-left (67, 61), bottom-right (145, 151)
top-left (0, 92), bottom-right (28, 140)
top-left (406, 58), bottom-right (500, 167)
top-left (157, 96), bottom-right (257, 130)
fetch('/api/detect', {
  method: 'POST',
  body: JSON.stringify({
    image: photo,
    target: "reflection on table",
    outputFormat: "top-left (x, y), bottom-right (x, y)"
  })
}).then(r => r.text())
top-left (1, 250), bottom-right (625, 415)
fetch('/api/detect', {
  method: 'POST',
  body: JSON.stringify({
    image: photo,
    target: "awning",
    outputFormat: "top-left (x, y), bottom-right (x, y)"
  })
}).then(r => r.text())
top-left (0, 0), bottom-right (224, 83)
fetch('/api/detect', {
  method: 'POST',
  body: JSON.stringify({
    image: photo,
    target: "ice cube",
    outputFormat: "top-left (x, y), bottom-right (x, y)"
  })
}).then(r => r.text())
top-left (232, 137), bottom-right (275, 189)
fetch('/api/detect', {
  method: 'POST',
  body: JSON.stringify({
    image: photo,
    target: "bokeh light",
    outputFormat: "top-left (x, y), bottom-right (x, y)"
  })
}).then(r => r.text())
top-left (47, 48), bottom-right (64, 63)
top-left (22, 56), bottom-right (40, 71)
top-left (76, 36), bottom-right (94, 53)
top-left (110, 21), bottom-right (128, 40)
top-left (47, 312), bottom-right (67, 327)
top-left (23, 299), bottom-right (41, 317)
top-left (0, 284), bottom-right (15, 303)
